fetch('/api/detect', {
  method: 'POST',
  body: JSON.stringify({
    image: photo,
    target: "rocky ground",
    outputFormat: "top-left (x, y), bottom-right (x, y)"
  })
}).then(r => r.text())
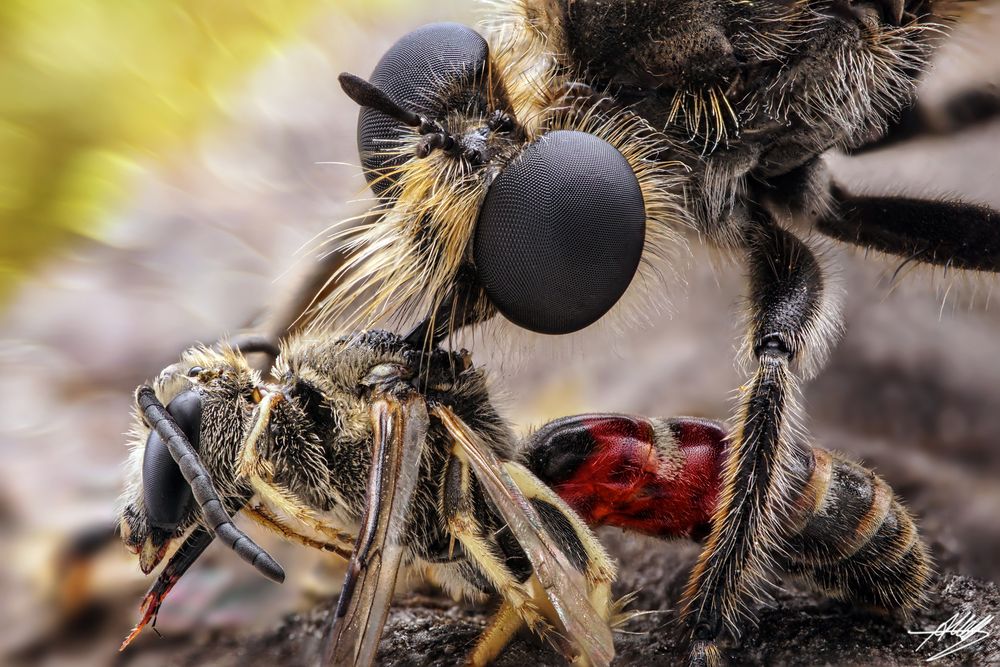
top-left (119, 536), bottom-right (1000, 666)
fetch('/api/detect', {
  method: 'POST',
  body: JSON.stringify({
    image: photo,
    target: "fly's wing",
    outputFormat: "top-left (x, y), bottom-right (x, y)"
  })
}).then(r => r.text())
top-left (321, 394), bottom-right (428, 667)
top-left (433, 405), bottom-right (615, 667)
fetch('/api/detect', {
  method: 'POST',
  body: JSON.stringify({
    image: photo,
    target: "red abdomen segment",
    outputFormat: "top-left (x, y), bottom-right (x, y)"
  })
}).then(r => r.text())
top-left (523, 415), bottom-right (727, 540)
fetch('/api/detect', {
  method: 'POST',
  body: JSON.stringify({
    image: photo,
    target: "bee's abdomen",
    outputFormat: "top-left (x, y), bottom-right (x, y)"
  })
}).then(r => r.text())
top-left (781, 447), bottom-right (931, 611)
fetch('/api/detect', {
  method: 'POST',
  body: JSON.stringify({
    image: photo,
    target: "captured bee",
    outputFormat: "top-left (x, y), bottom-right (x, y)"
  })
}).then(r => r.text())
top-left (304, 1), bottom-right (995, 662)
top-left (118, 331), bottom-right (619, 666)
top-left (117, 331), bottom-right (930, 665)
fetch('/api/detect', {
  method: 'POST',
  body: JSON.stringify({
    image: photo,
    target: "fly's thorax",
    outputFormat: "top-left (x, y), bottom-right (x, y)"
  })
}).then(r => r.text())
top-left (524, 0), bottom-right (940, 170)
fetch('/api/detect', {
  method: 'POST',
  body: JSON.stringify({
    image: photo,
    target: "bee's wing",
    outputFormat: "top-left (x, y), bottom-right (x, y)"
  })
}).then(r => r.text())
top-left (433, 405), bottom-right (615, 667)
top-left (322, 395), bottom-right (428, 667)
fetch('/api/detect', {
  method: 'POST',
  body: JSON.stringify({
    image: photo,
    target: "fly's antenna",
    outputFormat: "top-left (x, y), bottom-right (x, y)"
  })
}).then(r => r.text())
top-left (135, 386), bottom-right (285, 584)
top-left (339, 72), bottom-right (424, 128)
top-left (339, 72), bottom-right (459, 158)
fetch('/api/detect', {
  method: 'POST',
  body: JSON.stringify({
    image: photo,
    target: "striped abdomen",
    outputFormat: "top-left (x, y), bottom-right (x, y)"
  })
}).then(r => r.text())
top-left (523, 414), bottom-right (930, 611)
top-left (780, 445), bottom-right (930, 611)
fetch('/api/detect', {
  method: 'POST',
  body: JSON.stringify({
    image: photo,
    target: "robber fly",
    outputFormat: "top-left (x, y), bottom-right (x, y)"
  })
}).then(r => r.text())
top-left (299, 1), bottom-right (993, 662)
top-left (118, 331), bottom-right (930, 665)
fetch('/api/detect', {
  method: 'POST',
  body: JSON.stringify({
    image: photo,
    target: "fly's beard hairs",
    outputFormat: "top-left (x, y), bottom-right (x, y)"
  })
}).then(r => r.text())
top-left (308, 7), bottom-right (691, 351)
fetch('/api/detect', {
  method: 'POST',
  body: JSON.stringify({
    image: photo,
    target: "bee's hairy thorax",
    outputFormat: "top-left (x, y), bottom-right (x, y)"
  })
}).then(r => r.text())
top-left (261, 333), bottom-right (515, 573)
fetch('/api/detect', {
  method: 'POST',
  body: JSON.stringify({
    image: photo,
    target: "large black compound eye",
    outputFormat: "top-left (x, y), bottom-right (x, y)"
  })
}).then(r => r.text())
top-left (358, 22), bottom-right (488, 195)
top-left (142, 390), bottom-right (203, 531)
top-left (474, 130), bottom-right (646, 335)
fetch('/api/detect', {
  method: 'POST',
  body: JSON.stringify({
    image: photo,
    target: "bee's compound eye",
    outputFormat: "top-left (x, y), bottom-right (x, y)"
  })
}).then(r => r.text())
top-left (142, 391), bottom-right (203, 531)
top-left (474, 131), bottom-right (646, 335)
top-left (359, 23), bottom-right (488, 195)
top-left (188, 366), bottom-right (204, 377)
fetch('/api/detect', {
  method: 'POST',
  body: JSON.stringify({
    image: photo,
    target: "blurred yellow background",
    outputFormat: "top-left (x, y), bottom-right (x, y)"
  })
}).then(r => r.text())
top-left (0, 0), bottom-right (417, 303)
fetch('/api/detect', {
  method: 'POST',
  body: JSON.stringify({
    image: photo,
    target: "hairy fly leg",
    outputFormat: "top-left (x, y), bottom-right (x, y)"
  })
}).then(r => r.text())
top-left (760, 158), bottom-right (1000, 275)
top-left (681, 215), bottom-right (839, 665)
top-left (820, 185), bottom-right (1000, 272)
top-left (850, 83), bottom-right (1000, 154)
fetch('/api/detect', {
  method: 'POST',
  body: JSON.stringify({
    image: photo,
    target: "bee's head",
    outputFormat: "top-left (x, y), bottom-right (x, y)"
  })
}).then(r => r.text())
top-left (118, 347), bottom-right (259, 573)
top-left (331, 22), bottom-right (688, 339)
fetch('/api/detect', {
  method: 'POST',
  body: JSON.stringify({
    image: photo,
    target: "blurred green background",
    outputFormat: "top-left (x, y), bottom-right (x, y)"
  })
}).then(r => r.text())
top-left (0, 0), bottom-right (437, 303)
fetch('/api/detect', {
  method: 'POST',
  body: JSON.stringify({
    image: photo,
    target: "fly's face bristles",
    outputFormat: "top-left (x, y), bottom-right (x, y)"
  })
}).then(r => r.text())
top-left (310, 0), bottom-right (697, 344)
top-left (315, 63), bottom-right (693, 345)
top-left (314, 131), bottom-right (499, 336)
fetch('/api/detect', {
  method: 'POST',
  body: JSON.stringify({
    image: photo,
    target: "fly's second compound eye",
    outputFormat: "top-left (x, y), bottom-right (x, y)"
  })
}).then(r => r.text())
top-left (358, 22), bottom-right (488, 196)
top-left (473, 130), bottom-right (647, 335)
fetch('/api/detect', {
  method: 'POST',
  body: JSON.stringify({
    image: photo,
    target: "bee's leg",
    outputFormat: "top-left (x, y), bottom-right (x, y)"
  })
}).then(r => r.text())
top-left (503, 462), bottom-right (617, 606)
top-left (442, 454), bottom-right (551, 664)
top-left (506, 462), bottom-right (618, 665)
top-left (236, 392), bottom-right (354, 553)
top-left (469, 599), bottom-right (525, 667)
top-left (244, 505), bottom-right (353, 559)
top-left (245, 477), bottom-right (356, 553)
top-left (449, 514), bottom-right (549, 665)
top-left (682, 212), bottom-right (838, 666)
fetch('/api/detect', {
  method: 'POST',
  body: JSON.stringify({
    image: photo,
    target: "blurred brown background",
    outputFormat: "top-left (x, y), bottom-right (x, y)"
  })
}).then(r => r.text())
top-left (1, 2), bottom-right (999, 665)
